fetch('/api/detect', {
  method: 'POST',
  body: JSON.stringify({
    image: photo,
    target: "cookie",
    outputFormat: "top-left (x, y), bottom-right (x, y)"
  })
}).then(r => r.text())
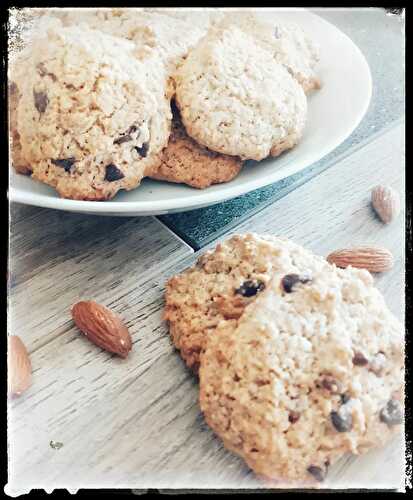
top-left (53, 8), bottom-right (211, 75)
top-left (217, 11), bottom-right (321, 94)
top-left (8, 81), bottom-right (30, 175)
top-left (164, 234), bottom-right (312, 371)
top-left (149, 105), bottom-right (243, 189)
top-left (199, 239), bottom-right (404, 485)
top-left (142, 7), bottom-right (224, 31)
top-left (175, 26), bottom-right (307, 161)
top-left (9, 22), bottom-right (171, 200)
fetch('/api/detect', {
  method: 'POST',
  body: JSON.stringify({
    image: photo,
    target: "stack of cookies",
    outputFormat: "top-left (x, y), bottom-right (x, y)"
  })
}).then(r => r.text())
top-left (164, 234), bottom-right (404, 487)
top-left (9, 8), bottom-right (321, 200)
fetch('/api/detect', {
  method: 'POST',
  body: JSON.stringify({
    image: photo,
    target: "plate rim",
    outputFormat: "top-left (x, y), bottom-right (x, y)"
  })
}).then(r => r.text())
top-left (9, 8), bottom-right (372, 215)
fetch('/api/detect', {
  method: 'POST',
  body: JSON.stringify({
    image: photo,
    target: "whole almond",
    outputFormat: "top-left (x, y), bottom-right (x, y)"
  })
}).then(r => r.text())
top-left (71, 301), bottom-right (132, 358)
top-left (327, 246), bottom-right (394, 273)
top-left (8, 335), bottom-right (32, 396)
top-left (371, 185), bottom-right (401, 224)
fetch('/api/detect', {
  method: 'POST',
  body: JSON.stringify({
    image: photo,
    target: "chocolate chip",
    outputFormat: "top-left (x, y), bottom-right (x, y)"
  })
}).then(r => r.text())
top-left (113, 134), bottom-right (132, 145)
top-left (307, 465), bottom-right (325, 482)
top-left (114, 124), bottom-right (140, 145)
top-left (288, 411), bottom-right (300, 424)
top-left (281, 273), bottom-right (312, 293)
top-left (379, 399), bottom-right (403, 426)
top-left (51, 157), bottom-right (76, 172)
top-left (135, 142), bottom-right (149, 158)
top-left (352, 351), bottom-right (369, 366)
top-left (318, 375), bottom-right (342, 394)
top-left (340, 393), bottom-right (351, 405)
top-left (331, 409), bottom-right (353, 432)
top-left (235, 279), bottom-right (265, 298)
top-left (33, 90), bottom-right (48, 113)
top-left (104, 164), bottom-right (125, 182)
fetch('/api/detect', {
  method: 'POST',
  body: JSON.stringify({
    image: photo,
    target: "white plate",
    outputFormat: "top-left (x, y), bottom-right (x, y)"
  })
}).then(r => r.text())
top-left (9, 8), bottom-right (372, 216)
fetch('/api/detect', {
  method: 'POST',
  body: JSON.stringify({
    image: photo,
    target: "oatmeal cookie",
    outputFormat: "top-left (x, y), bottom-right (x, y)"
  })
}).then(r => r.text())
top-left (217, 11), bottom-right (321, 93)
top-left (149, 106), bottom-right (243, 189)
top-left (199, 239), bottom-right (404, 485)
top-left (164, 234), bottom-right (314, 370)
top-left (53, 8), bottom-right (211, 75)
top-left (175, 26), bottom-right (307, 161)
top-left (9, 22), bottom-right (171, 200)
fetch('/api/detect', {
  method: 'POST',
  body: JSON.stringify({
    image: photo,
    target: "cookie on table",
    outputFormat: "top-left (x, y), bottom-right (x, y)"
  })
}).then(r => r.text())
top-left (199, 240), bottom-right (404, 485)
top-left (164, 234), bottom-right (314, 371)
top-left (175, 26), bottom-right (307, 161)
top-left (149, 105), bottom-right (243, 189)
top-left (9, 21), bottom-right (171, 200)
top-left (217, 11), bottom-right (321, 94)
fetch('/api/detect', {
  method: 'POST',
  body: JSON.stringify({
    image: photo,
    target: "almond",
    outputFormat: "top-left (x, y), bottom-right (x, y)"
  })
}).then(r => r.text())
top-left (8, 335), bottom-right (32, 396)
top-left (326, 246), bottom-right (394, 273)
top-left (71, 301), bottom-right (132, 358)
top-left (371, 185), bottom-right (401, 224)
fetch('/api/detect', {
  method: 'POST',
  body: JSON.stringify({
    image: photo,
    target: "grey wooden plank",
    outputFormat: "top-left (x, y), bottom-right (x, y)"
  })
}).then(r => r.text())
top-left (7, 122), bottom-right (405, 493)
top-left (8, 210), bottom-right (193, 351)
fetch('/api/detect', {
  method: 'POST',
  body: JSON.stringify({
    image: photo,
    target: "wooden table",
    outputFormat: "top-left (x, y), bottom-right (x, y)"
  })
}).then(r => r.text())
top-left (7, 122), bottom-right (405, 494)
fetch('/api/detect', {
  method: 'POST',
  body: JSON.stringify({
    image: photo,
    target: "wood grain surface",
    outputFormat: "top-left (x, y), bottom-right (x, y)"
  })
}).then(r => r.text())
top-left (7, 122), bottom-right (405, 493)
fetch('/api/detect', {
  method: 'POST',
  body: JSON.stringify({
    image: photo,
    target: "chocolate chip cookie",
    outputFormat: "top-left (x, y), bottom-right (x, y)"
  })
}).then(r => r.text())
top-left (164, 234), bottom-right (319, 371)
top-left (9, 22), bottom-right (171, 200)
top-left (199, 239), bottom-right (404, 485)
